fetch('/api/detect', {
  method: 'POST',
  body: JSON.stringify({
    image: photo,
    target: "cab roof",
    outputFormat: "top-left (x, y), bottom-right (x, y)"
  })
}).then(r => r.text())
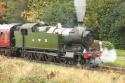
top-left (0, 23), bottom-right (20, 30)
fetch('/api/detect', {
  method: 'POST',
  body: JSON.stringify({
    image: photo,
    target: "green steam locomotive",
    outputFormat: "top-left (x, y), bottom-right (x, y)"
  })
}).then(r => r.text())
top-left (0, 0), bottom-right (102, 66)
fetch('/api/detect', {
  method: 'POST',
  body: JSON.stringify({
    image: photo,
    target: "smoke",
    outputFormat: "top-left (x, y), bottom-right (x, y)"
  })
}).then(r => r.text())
top-left (100, 48), bottom-right (117, 62)
top-left (90, 48), bottom-right (117, 66)
top-left (74, 0), bottom-right (86, 22)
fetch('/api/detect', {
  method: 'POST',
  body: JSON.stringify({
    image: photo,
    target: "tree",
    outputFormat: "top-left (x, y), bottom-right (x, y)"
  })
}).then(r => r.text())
top-left (21, 0), bottom-right (77, 27)
top-left (85, 0), bottom-right (125, 48)
top-left (41, 0), bottom-right (77, 27)
top-left (0, 0), bottom-right (5, 23)
top-left (85, 0), bottom-right (122, 39)
top-left (108, 2), bottom-right (125, 49)
top-left (99, 0), bottom-right (122, 40)
top-left (3, 0), bottom-right (28, 23)
top-left (21, 0), bottom-right (49, 22)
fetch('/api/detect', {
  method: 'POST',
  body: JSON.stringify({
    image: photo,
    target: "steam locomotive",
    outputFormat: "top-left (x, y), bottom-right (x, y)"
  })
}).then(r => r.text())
top-left (0, 22), bottom-right (102, 66)
top-left (0, 0), bottom-right (102, 66)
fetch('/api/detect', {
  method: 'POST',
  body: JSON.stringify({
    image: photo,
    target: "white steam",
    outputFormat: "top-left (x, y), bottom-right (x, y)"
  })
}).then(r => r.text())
top-left (74, 0), bottom-right (86, 22)
top-left (100, 48), bottom-right (117, 62)
top-left (92, 48), bottom-right (117, 65)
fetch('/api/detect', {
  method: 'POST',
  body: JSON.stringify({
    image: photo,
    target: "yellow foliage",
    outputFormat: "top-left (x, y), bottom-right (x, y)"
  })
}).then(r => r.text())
top-left (0, 1), bottom-right (5, 16)
top-left (20, 0), bottom-right (49, 22)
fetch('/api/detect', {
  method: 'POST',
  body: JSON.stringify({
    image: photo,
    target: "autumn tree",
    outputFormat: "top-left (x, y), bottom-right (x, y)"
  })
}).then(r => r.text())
top-left (21, 0), bottom-right (49, 22)
top-left (0, 0), bottom-right (5, 23)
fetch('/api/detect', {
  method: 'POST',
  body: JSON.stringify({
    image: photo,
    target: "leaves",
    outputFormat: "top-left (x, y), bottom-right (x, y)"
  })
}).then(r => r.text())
top-left (85, 0), bottom-right (125, 49)
top-left (41, 0), bottom-right (77, 27)
top-left (0, 1), bottom-right (5, 16)
top-left (3, 0), bottom-right (28, 23)
top-left (0, 0), bottom-right (5, 23)
top-left (21, 0), bottom-right (49, 22)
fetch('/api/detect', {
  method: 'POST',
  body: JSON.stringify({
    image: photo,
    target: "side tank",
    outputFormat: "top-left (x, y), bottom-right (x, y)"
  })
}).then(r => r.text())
top-left (37, 23), bottom-right (94, 50)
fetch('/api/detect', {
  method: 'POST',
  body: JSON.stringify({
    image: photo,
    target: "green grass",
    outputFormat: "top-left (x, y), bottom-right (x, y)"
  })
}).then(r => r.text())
top-left (108, 58), bottom-right (125, 67)
top-left (108, 49), bottom-right (125, 66)
top-left (114, 59), bottom-right (125, 66)
top-left (116, 49), bottom-right (125, 56)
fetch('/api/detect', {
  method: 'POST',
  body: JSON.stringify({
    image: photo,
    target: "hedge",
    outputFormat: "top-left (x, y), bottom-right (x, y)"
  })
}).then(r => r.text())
top-left (91, 40), bottom-right (114, 49)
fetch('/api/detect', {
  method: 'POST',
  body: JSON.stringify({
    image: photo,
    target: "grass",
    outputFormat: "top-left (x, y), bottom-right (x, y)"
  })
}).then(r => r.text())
top-left (108, 57), bottom-right (125, 67)
top-left (0, 55), bottom-right (125, 83)
top-left (116, 49), bottom-right (125, 57)
top-left (108, 49), bottom-right (125, 67)
top-left (112, 59), bottom-right (125, 66)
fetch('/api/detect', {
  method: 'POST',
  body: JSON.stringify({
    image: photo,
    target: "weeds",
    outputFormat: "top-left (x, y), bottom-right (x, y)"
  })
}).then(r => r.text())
top-left (0, 56), bottom-right (125, 83)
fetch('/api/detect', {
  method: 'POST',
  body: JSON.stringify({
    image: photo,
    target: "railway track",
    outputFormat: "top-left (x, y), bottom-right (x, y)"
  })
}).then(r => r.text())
top-left (98, 64), bottom-right (125, 74)
top-left (3, 54), bottom-right (125, 75)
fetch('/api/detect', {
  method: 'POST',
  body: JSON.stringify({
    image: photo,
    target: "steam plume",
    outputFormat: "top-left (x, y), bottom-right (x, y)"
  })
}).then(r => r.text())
top-left (100, 48), bottom-right (117, 62)
top-left (74, 0), bottom-right (86, 22)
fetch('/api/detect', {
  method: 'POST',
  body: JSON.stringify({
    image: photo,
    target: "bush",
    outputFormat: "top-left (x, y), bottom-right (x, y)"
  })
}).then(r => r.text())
top-left (102, 41), bottom-right (114, 49)
top-left (91, 40), bottom-right (114, 49)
